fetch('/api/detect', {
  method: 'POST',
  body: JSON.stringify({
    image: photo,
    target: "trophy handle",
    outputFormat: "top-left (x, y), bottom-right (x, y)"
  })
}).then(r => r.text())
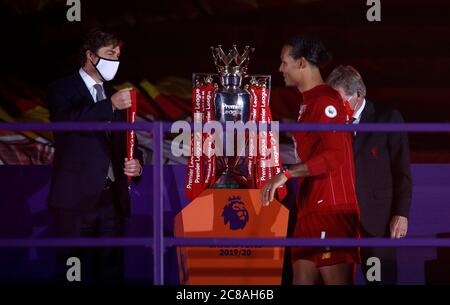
top-left (243, 74), bottom-right (271, 104)
top-left (192, 72), bottom-right (220, 89)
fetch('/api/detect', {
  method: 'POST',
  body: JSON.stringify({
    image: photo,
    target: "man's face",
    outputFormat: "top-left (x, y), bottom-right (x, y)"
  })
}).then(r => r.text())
top-left (95, 44), bottom-right (121, 62)
top-left (334, 86), bottom-right (348, 101)
top-left (279, 45), bottom-right (301, 87)
top-left (87, 44), bottom-right (121, 67)
top-left (334, 86), bottom-right (361, 110)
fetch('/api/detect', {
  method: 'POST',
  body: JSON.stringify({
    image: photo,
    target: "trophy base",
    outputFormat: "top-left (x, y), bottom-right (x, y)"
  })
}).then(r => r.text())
top-left (210, 171), bottom-right (248, 189)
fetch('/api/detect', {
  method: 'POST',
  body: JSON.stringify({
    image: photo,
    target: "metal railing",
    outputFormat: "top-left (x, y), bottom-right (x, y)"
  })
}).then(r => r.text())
top-left (0, 121), bottom-right (450, 285)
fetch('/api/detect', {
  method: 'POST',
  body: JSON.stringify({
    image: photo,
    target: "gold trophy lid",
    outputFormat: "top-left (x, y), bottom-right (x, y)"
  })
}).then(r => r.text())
top-left (211, 45), bottom-right (255, 76)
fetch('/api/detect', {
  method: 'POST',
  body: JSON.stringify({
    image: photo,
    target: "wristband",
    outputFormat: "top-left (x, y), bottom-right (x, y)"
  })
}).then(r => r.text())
top-left (282, 168), bottom-right (293, 180)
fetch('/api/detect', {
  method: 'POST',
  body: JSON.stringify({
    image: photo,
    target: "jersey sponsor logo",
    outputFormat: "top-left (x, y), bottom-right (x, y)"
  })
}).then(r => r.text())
top-left (324, 105), bottom-right (337, 118)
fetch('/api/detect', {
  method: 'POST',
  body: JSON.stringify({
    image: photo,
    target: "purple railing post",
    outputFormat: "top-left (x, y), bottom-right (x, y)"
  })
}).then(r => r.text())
top-left (152, 121), bottom-right (164, 285)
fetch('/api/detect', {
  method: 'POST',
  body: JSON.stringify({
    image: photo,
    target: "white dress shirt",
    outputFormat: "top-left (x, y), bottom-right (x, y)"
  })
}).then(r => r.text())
top-left (352, 98), bottom-right (366, 125)
top-left (352, 99), bottom-right (366, 136)
top-left (79, 68), bottom-right (103, 102)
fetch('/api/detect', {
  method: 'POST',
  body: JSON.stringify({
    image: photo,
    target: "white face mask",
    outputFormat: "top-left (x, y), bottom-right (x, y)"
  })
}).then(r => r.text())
top-left (92, 54), bottom-right (120, 81)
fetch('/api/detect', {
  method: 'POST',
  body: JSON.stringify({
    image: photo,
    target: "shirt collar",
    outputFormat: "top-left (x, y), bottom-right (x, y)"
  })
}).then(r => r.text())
top-left (353, 98), bottom-right (366, 121)
top-left (79, 68), bottom-right (102, 90)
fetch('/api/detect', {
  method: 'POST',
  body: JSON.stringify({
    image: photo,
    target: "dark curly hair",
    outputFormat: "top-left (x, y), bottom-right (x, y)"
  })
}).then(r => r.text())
top-left (79, 29), bottom-right (122, 66)
top-left (284, 35), bottom-right (332, 68)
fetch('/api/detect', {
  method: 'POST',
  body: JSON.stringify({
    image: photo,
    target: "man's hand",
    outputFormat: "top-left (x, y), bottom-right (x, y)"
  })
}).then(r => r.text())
top-left (124, 158), bottom-right (142, 177)
top-left (390, 215), bottom-right (408, 238)
top-left (260, 173), bottom-right (287, 207)
top-left (111, 88), bottom-right (133, 110)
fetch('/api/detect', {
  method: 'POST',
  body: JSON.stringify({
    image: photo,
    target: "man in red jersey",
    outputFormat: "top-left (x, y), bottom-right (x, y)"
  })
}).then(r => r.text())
top-left (261, 35), bottom-right (360, 285)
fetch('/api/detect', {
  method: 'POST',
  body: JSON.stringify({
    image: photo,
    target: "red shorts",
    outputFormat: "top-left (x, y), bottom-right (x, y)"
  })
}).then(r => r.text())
top-left (291, 210), bottom-right (360, 268)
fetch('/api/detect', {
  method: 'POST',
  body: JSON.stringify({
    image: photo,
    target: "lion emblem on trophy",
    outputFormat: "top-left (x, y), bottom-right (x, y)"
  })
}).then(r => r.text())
top-left (222, 196), bottom-right (249, 230)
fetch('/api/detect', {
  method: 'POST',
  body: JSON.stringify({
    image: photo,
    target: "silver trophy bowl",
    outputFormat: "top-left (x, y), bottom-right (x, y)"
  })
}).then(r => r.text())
top-left (212, 72), bottom-right (251, 188)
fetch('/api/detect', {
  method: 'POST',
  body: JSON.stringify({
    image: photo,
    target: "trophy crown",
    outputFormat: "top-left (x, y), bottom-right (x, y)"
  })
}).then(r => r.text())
top-left (211, 45), bottom-right (255, 76)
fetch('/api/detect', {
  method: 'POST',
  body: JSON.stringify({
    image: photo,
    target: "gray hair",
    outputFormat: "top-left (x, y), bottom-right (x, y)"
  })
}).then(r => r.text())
top-left (326, 65), bottom-right (367, 97)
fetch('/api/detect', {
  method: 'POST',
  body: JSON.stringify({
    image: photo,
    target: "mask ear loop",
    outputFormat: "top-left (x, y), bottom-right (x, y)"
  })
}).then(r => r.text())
top-left (89, 52), bottom-right (105, 81)
top-left (85, 51), bottom-right (105, 81)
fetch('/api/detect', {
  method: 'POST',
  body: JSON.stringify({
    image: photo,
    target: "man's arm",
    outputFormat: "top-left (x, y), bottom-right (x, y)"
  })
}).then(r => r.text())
top-left (300, 131), bottom-right (346, 176)
top-left (286, 162), bottom-right (309, 178)
top-left (261, 100), bottom-right (347, 205)
top-left (48, 81), bottom-right (114, 122)
top-left (292, 100), bottom-right (346, 177)
top-left (284, 126), bottom-right (346, 179)
top-left (388, 110), bottom-right (413, 218)
top-left (132, 135), bottom-right (144, 184)
top-left (388, 109), bottom-right (412, 238)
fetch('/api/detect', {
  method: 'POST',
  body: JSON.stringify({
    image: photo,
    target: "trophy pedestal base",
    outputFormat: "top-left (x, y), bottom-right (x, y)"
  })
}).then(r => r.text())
top-left (211, 171), bottom-right (248, 189)
top-left (175, 189), bottom-right (289, 285)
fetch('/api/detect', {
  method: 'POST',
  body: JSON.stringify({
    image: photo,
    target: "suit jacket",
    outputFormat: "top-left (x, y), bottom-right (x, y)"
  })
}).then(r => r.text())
top-left (46, 72), bottom-right (142, 217)
top-left (353, 99), bottom-right (412, 237)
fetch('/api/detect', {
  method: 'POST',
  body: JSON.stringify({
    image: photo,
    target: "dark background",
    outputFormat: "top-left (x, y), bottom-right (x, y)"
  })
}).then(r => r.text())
top-left (0, 0), bottom-right (449, 160)
top-left (1, 0), bottom-right (450, 285)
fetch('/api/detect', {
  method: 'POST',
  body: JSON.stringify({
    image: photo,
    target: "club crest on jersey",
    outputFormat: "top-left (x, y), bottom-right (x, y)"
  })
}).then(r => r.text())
top-left (325, 105), bottom-right (337, 118)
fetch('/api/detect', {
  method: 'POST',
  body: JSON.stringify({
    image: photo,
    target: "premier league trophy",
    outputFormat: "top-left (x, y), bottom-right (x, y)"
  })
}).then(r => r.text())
top-left (210, 45), bottom-right (252, 188)
top-left (178, 45), bottom-right (289, 285)
top-left (186, 44), bottom-right (281, 195)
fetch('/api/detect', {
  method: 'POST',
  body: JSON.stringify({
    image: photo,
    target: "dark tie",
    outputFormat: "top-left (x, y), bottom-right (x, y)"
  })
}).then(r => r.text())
top-left (93, 84), bottom-right (110, 137)
top-left (94, 84), bottom-right (106, 102)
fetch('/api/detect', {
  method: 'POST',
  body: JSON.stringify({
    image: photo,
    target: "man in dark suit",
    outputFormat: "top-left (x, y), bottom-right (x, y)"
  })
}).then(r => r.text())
top-left (47, 29), bottom-right (143, 284)
top-left (327, 65), bottom-right (412, 285)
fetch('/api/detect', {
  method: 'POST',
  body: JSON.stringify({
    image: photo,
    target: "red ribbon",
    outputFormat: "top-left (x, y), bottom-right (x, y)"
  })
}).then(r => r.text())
top-left (248, 85), bottom-right (286, 200)
top-left (185, 84), bottom-right (217, 201)
top-left (203, 85), bottom-right (217, 186)
top-left (126, 89), bottom-right (137, 183)
top-left (185, 82), bottom-right (287, 202)
top-left (247, 86), bottom-right (261, 188)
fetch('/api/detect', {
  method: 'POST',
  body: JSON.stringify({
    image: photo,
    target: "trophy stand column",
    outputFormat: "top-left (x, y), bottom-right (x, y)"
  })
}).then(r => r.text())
top-left (212, 156), bottom-right (248, 189)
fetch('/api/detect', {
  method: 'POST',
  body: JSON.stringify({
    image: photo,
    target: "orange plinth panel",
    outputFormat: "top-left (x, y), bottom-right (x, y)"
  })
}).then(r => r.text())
top-left (174, 189), bottom-right (289, 285)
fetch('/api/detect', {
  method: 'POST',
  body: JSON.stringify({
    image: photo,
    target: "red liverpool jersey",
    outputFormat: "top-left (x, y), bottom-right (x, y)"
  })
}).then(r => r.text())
top-left (293, 84), bottom-right (359, 218)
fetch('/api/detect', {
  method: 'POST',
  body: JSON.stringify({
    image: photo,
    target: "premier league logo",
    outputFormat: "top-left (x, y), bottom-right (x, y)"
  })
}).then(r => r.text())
top-left (222, 196), bottom-right (249, 230)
